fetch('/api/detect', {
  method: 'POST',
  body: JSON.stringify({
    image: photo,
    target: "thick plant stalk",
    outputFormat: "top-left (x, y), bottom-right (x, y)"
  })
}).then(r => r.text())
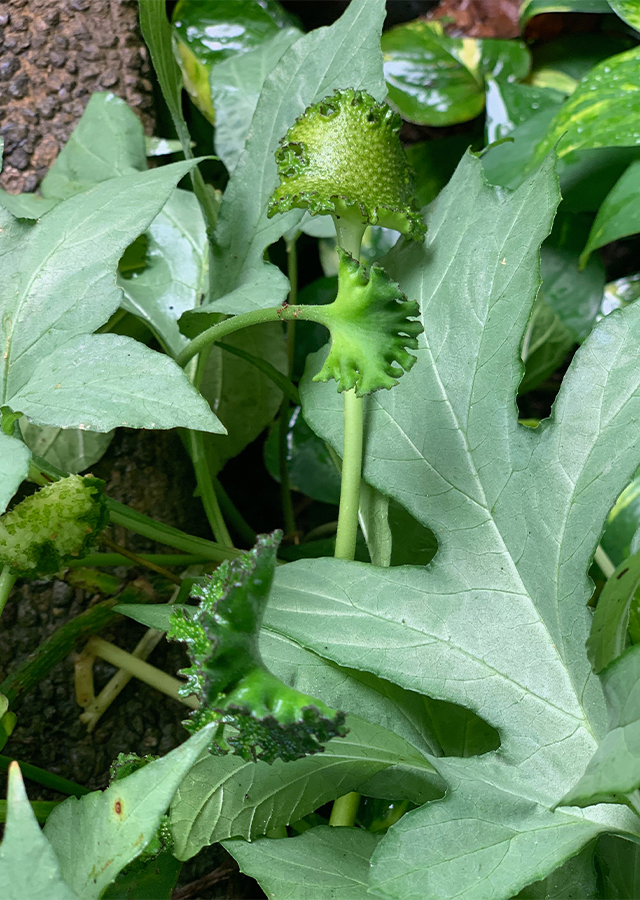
top-left (85, 637), bottom-right (199, 709)
top-left (330, 220), bottom-right (366, 825)
top-left (333, 390), bottom-right (364, 561)
top-left (79, 628), bottom-right (167, 732)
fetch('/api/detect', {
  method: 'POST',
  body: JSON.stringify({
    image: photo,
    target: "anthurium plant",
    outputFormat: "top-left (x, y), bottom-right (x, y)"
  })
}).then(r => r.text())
top-left (2, 0), bottom-right (640, 897)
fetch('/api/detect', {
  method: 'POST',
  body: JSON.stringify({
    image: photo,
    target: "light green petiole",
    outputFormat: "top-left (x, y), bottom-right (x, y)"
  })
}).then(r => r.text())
top-left (330, 218), bottom-right (365, 825)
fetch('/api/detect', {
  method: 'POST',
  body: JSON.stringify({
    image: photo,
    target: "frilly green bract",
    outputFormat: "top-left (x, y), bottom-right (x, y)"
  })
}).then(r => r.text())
top-left (0, 475), bottom-right (108, 576)
top-left (312, 248), bottom-right (423, 396)
top-left (168, 531), bottom-right (348, 764)
top-left (268, 88), bottom-right (426, 240)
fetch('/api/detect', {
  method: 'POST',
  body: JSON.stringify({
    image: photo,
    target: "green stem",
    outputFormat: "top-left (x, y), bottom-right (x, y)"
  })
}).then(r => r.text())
top-left (212, 476), bottom-right (257, 547)
top-left (0, 756), bottom-right (88, 797)
top-left (279, 400), bottom-right (296, 538)
top-left (107, 499), bottom-right (239, 562)
top-left (332, 216), bottom-right (366, 260)
top-left (0, 580), bottom-right (159, 707)
top-left (67, 552), bottom-right (212, 568)
top-left (333, 389), bottom-right (363, 560)
top-left (86, 637), bottom-right (199, 709)
top-left (595, 544), bottom-right (615, 579)
top-left (187, 346), bottom-right (234, 549)
top-left (328, 792), bottom-right (360, 827)
top-left (278, 236), bottom-right (300, 539)
top-left (215, 340), bottom-right (299, 405)
top-left (0, 566), bottom-right (17, 619)
top-left (330, 221), bottom-right (366, 825)
top-left (188, 429), bottom-right (233, 548)
top-left (27, 455), bottom-right (239, 563)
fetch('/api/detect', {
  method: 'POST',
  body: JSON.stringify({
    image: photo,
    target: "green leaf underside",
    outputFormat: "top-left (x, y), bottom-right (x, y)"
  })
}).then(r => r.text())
top-left (313, 249), bottom-right (423, 396)
top-left (42, 726), bottom-right (215, 900)
top-left (167, 533), bottom-right (347, 763)
top-left (211, 27), bottom-right (303, 174)
top-left (256, 151), bottom-right (640, 899)
top-left (268, 88), bottom-right (424, 239)
top-left (0, 161), bottom-right (222, 434)
top-left (534, 45), bottom-right (640, 161)
top-left (119, 188), bottom-right (209, 357)
top-left (19, 420), bottom-right (113, 475)
top-left (0, 764), bottom-right (78, 900)
top-left (0, 434), bottom-right (31, 516)
top-left (9, 334), bottom-right (224, 435)
top-left (170, 713), bottom-right (441, 856)
top-left (209, 0), bottom-right (386, 309)
top-left (225, 826), bottom-right (380, 900)
top-left (560, 644), bottom-right (640, 807)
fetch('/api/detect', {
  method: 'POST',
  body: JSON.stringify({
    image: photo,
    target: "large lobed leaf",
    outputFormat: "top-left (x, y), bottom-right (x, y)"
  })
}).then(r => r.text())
top-left (251, 152), bottom-right (640, 898)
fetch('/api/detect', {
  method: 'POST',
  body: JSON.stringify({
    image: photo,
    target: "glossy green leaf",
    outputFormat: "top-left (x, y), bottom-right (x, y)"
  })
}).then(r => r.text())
top-left (558, 146), bottom-right (640, 213)
top-left (270, 152), bottom-right (640, 897)
top-left (264, 406), bottom-right (342, 505)
top-left (534, 45), bottom-right (640, 162)
top-left (43, 725), bottom-right (214, 900)
top-left (172, 0), bottom-right (298, 121)
top-left (10, 334), bottom-right (223, 435)
top-left (608, 0), bottom-right (640, 29)
top-left (209, 0), bottom-right (386, 312)
top-left (0, 764), bottom-right (78, 900)
top-left (382, 22), bottom-right (482, 127)
top-left (520, 0), bottom-right (611, 25)
top-left (18, 421), bottom-right (113, 475)
top-left (225, 826), bottom-right (380, 900)
top-left (588, 550), bottom-right (640, 673)
top-left (211, 27), bottom-right (302, 174)
top-left (514, 845), bottom-right (598, 898)
top-left (0, 434), bottom-right (31, 515)
top-left (485, 79), bottom-right (566, 144)
top-left (381, 21), bottom-right (529, 127)
top-left (170, 714), bottom-right (442, 858)
top-left (582, 159), bottom-right (640, 265)
top-left (596, 833), bottom-right (640, 898)
top-left (199, 323), bottom-right (287, 473)
top-left (560, 644), bottom-right (640, 807)
top-left (531, 33), bottom-right (634, 90)
top-left (118, 188), bottom-right (208, 357)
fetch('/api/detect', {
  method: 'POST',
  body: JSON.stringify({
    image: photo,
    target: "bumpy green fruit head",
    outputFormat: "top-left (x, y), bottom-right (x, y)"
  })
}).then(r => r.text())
top-left (268, 89), bottom-right (425, 240)
top-left (0, 475), bottom-right (107, 576)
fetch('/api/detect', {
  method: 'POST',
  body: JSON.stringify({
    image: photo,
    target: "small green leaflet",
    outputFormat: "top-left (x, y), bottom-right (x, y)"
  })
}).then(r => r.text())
top-left (225, 826), bottom-right (380, 900)
top-left (0, 764), bottom-right (77, 900)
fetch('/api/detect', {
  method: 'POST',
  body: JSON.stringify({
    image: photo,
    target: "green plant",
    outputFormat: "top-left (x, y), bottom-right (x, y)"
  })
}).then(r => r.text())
top-left (3, 0), bottom-right (640, 897)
